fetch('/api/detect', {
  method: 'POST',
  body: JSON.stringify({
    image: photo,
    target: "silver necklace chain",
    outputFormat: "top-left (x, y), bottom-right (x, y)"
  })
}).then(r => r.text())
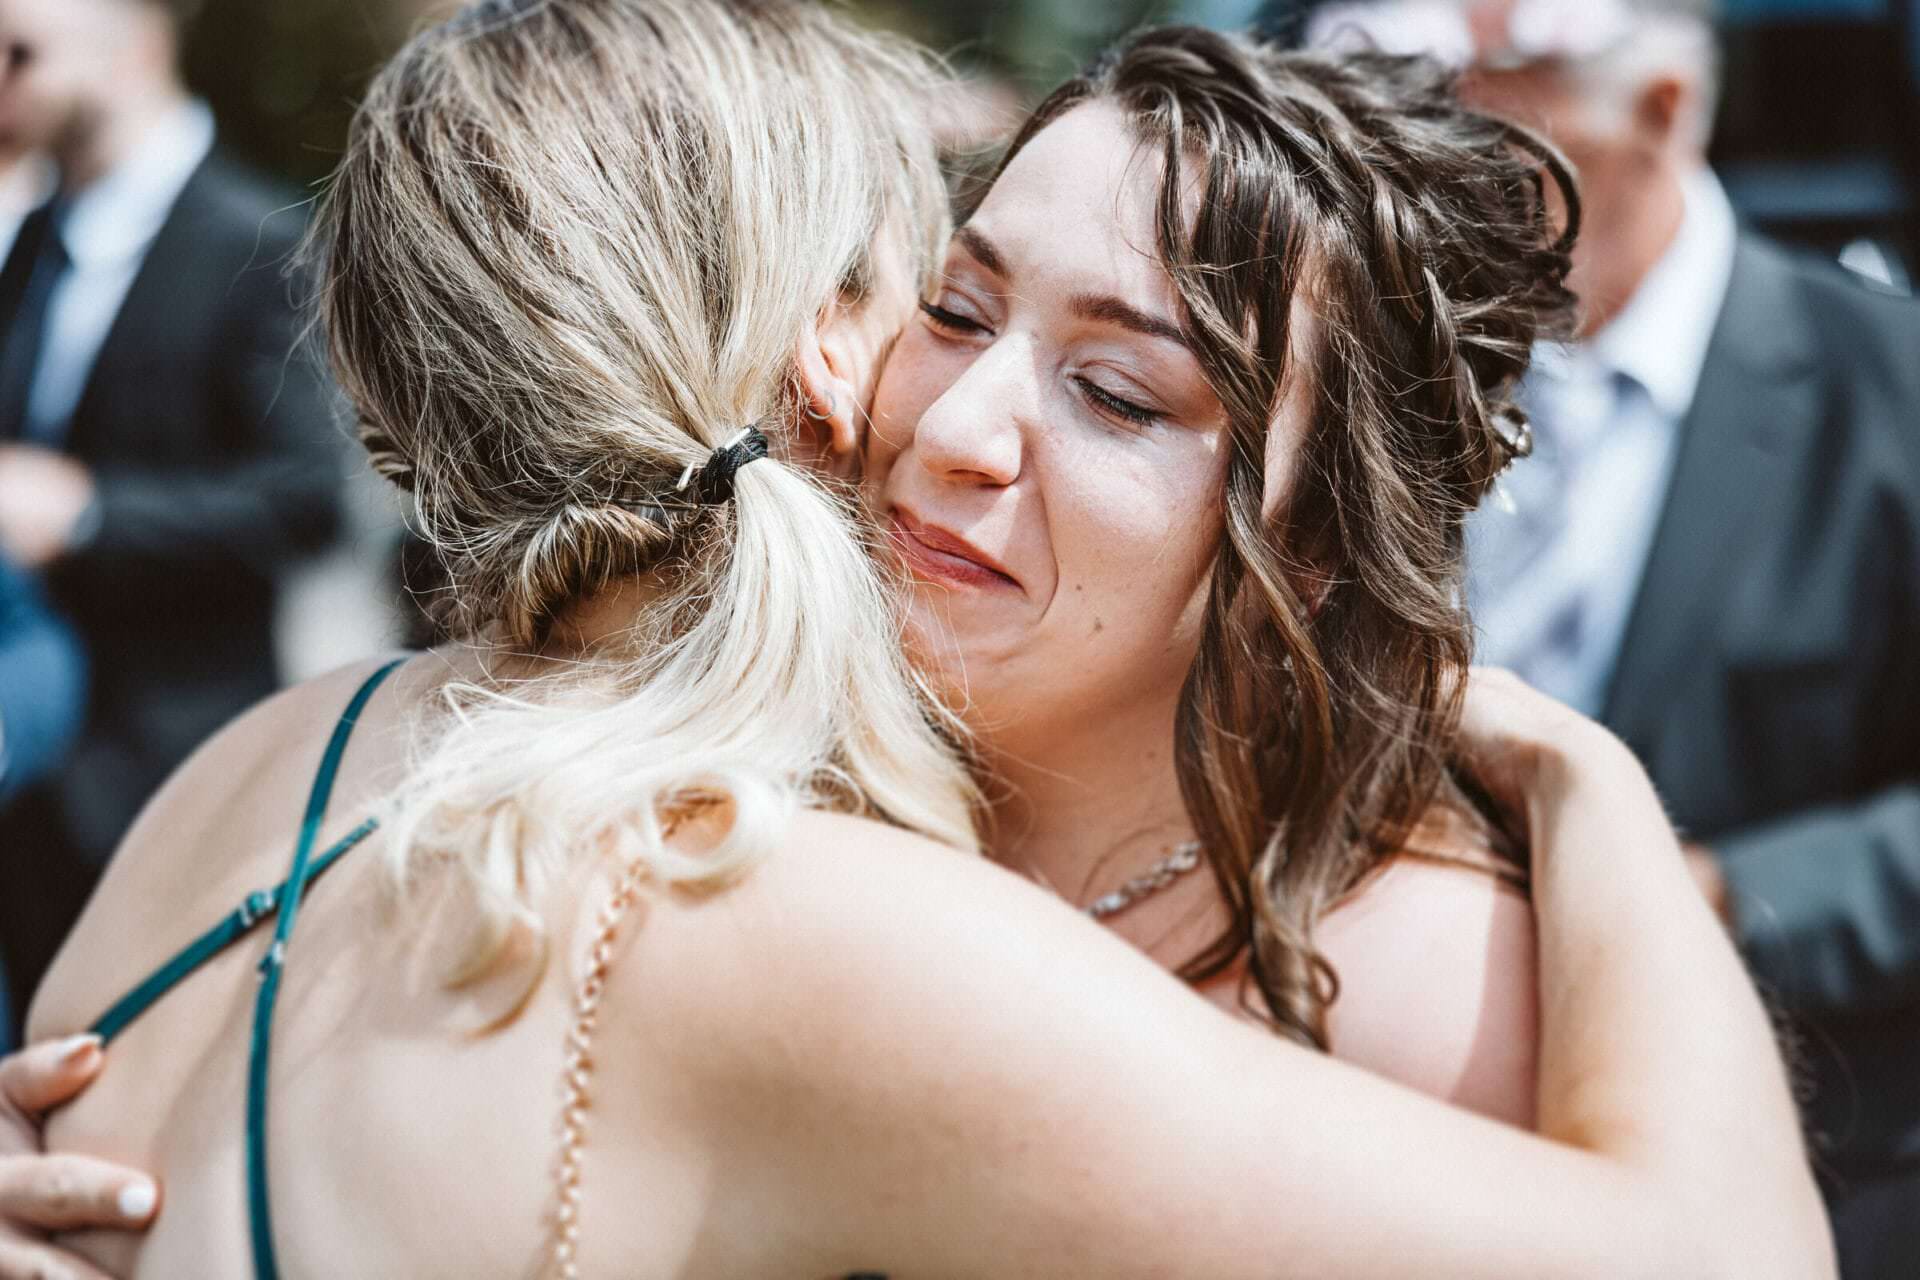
top-left (1083, 840), bottom-right (1204, 920)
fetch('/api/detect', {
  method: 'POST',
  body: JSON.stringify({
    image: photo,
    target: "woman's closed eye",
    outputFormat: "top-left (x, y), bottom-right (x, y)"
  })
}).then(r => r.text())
top-left (918, 290), bottom-right (1164, 428)
top-left (919, 297), bottom-right (989, 336)
top-left (1075, 375), bottom-right (1161, 427)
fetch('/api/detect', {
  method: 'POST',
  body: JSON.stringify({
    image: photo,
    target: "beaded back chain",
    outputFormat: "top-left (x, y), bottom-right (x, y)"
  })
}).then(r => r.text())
top-left (549, 855), bottom-right (652, 1279)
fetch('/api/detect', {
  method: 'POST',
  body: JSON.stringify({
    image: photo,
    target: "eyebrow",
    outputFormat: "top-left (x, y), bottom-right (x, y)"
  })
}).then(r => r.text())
top-left (953, 224), bottom-right (1193, 354)
top-left (952, 225), bottom-right (1008, 279)
top-left (1067, 294), bottom-right (1192, 352)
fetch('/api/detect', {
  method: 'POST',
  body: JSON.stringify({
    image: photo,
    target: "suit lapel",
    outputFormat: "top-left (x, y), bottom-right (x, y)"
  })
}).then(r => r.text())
top-left (1601, 236), bottom-right (1820, 745)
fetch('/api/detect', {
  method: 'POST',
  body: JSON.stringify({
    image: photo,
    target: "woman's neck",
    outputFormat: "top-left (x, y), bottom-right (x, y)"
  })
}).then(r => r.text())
top-left (544, 580), bottom-right (662, 655)
top-left (978, 691), bottom-right (1228, 969)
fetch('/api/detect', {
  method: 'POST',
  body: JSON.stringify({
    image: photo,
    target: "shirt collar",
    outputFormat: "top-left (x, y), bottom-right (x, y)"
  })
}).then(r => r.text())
top-left (58, 99), bottom-right (216, 269)
top-left (1581, 166), bottom-right (1739, 420)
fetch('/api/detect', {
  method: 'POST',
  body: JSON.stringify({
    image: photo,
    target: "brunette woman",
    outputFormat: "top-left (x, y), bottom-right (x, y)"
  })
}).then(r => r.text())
top-left (868, 29), bottom-right (1587, 1123)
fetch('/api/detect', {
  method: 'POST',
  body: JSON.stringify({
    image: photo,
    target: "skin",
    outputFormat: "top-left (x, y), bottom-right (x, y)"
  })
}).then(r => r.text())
top-left (867, 101), bottom-right (1537, 1120)
top-left (0, 0), bottom-right (192, 568)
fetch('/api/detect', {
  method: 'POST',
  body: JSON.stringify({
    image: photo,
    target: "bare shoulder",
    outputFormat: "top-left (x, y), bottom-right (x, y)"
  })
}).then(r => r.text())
top-left (629, 809), bottom-right (1118, 1035)
top-left (616, 806), bottom-right (1217, 1108)
top-left (100, 654), bottom-right (416, 875)
top-left (1318, 855), bottom-right (1539, 1128)
top-left (602, 809), bottom-right (1312, 1274)
top-left (27, 655), bottom-right (416, 1038)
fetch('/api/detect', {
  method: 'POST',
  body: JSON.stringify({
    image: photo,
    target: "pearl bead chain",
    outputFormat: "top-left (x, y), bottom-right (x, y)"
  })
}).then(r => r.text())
top-left (549, 856), bottom-right (651, 1279)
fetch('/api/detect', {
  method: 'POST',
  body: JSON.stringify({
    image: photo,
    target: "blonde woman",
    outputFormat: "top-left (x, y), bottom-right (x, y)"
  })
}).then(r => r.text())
top-left (0, 2), bottom-right (1825, 1277)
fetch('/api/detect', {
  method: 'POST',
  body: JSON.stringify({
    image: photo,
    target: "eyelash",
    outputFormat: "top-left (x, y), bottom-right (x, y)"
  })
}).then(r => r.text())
top-left (1075, 377), bottom-right (1160, 426)
top-left (920, 299), bottom-right (1161, 427)
top-left (918, 299), bottom-right (985, 334)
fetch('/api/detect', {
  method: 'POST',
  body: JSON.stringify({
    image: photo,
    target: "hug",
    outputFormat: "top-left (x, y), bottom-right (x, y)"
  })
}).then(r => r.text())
top-left (0, 0), bottom-right (1879, 1275)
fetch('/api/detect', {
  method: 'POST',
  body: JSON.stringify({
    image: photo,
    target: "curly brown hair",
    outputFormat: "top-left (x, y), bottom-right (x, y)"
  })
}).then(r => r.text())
top-left (995, 27), bottom-right (1580, 1047)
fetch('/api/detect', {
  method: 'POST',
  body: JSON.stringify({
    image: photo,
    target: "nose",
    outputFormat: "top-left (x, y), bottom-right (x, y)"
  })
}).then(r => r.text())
top-left (911, 339), bottom-right (1029, 489)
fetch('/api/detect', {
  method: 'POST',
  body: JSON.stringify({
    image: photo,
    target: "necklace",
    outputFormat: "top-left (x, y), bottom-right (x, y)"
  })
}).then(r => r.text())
top-left (1083, 841), bottom-right (1203, 920)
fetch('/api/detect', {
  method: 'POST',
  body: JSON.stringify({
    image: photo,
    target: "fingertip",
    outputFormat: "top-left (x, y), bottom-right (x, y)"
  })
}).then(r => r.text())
top-left (1, 1033), bottom-right (106, 1113)
top-left (116, 1176), bottom-right (158, 1224)
top-left (58, 1033), bottom-right (105, 1073)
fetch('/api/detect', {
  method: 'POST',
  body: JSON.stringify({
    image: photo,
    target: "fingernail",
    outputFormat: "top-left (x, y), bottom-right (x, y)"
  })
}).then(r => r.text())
top-left (118, 1179), bottom-right (157, 1220)
top-left (57, 1033), bottom-right (103, 1065)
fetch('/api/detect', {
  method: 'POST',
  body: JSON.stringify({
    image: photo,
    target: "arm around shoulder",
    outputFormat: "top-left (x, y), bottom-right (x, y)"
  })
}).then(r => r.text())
top-left (638, 806), bottom-right (1818, 1280)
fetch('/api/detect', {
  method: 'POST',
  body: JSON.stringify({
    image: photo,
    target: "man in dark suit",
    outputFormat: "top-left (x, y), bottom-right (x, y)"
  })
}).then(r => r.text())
top-left (0, 0), bottom-right (340, 1031)
top-left (1310, 0), bottom-right (1920, 1272)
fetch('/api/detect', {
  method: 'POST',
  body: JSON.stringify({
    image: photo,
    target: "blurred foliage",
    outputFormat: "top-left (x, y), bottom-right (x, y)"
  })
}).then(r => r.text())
top-left (179, 0), bottom-right (426, 188)
top-left (845, 0), bottom-right (1171, 86)
top-left (177, 0), bottom-right (1177, 187)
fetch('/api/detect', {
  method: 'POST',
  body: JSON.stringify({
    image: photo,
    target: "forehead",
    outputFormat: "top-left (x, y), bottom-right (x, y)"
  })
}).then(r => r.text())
top-left (3, 0), bottom-right (116, 42)
top-left (968, 101), bottom-right (1186, 312)
top-left (1459, 64), bottom-right (1590, 135)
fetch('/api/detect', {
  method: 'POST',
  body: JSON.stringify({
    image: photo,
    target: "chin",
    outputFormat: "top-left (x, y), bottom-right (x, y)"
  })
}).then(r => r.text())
top-left (899, 592), bottom-right (1014, 709)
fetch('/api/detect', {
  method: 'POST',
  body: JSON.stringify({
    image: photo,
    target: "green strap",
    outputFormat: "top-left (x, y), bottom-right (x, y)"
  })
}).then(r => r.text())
top-left (87, 819), bottom-right (378, 1044)
top-left (247, 658), bottom-right (403, 1280)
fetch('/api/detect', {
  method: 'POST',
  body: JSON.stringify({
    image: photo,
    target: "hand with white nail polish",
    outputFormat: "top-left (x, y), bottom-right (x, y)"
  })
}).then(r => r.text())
top-left (0, 1034), bottom-right (158, 1280)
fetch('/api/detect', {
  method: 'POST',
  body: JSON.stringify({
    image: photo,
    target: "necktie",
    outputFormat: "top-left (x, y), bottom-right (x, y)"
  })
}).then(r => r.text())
top-left (1467, 361), bottom-right (1634, 712)
top-left (0, 200), bottom-right (71, 442)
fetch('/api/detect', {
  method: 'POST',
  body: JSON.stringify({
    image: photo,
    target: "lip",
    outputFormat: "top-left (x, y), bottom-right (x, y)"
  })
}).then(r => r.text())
top-left (888, 506), bottom-right (1022, 593)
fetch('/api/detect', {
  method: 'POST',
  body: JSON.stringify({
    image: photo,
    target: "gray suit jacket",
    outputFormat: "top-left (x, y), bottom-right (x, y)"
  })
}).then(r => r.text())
top-left (1599, 233), bottom-right (1920, 1181)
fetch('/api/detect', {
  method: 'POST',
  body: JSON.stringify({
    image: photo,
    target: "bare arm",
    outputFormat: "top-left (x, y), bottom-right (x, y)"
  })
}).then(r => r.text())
top-left (670, 673), bottom-right (1827, 1279)
top-left (1467, 671), bottom-right (1827, 1274)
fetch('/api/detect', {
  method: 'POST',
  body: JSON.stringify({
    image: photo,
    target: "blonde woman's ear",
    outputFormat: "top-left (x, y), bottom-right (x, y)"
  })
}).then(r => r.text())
top-left (792, 327), bottom-right (861, 468)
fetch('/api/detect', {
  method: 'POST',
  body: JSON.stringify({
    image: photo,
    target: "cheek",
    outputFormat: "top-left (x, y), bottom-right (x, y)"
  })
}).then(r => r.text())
top-left (865, 329), bottom-right (952, 482)
top-left (1046, 439), bottom-right (1222, 639)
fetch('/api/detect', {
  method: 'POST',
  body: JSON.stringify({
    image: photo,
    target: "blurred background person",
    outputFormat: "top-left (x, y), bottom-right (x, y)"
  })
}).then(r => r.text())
top-left (1241, 0), bottom-right (1919, 276)
top-left (1275, 1), bottom-right (1920, 1275)
top-left (0, 39), bottom-right (61, 1061)
top-left (0, 0), bottom-right (342, 1039)
top-left (0, 556), bottom-right (83, 1054)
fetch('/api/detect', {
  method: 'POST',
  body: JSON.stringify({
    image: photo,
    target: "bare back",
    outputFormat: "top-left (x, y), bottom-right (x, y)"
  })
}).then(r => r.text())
top-left (26, 656), bottom-right (730, 1278)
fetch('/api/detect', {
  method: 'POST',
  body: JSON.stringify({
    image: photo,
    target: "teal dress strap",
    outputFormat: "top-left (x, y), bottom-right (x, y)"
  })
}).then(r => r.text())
top-left (87, 818), bottom-right (378, 1044)
top-left (246, 658), bottom-right (404, 1280)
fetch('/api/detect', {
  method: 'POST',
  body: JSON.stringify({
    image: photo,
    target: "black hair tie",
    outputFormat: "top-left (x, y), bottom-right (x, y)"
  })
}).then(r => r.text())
top-left (677, 426), bottom-right (769, 506)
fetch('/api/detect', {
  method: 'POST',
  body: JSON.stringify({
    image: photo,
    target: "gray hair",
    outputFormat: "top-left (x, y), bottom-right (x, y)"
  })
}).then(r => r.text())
top-left (1576, 0), bottom-right (1722, 146)
top-left (1309, 0), bottom-right (1722, 145)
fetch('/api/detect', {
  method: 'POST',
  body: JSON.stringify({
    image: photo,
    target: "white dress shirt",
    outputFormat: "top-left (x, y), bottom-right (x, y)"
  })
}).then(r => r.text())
top-left (23, 100), bottom-right (215, 443)
top-left (1466, 167), bottom-right (1738, 717)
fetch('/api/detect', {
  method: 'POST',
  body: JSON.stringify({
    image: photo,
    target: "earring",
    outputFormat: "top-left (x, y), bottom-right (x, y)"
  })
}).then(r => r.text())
top-left (803, 388), bottom-right (841, 422)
